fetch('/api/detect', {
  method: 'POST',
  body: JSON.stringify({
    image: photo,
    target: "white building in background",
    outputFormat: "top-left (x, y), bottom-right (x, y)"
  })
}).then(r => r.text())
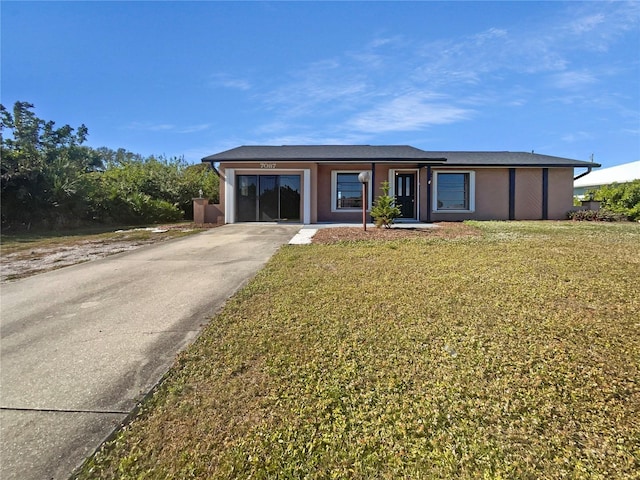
top-left (574, 160), bottom-right (640, 198)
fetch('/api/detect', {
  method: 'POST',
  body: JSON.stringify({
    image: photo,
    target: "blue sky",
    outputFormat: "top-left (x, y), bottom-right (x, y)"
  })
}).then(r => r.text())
top-left (2, 1), bottom-right (639, 168)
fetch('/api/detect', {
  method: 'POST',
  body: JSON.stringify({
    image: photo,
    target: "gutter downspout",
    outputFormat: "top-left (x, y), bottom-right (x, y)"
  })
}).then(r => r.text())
top-left (574, 154), bottom-right (596, 181)
top-left (204, 160), bottom-right (220, 177)
top-left (574, 167), bottom-right (593, 181)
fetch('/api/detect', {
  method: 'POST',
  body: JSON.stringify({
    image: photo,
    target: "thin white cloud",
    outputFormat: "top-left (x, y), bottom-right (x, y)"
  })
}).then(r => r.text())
top-left (562, 131), bottom-right (594, 143)
top-left (560, 2), bottom-right (639, 51)
top-left (126, 122), bottom-right (211, 134)
top-left (127, 122), bottom-right (175, 132)
top-left (472, 27), bottom-right (508, 44)
top-left (550, 70), bottom-right (598, 89)
top-left (209, 73), bottom-right (251, 91)
top-left (263, 132), bottom-right (371, 146)
top-left (263, 59), bottom-right (370, 118)
top-left (176, 124), bottom-right (211, 134)
top-left (347, 93), bottom-right (474, 133)
top-left (567, 13), bottom-right (606, 35)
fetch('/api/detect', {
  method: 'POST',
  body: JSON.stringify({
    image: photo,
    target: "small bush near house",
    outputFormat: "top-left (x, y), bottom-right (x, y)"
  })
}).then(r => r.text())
top-left (370, 180), bottom-right (401, 228)
top-left (567, 209), bottom-right (629, 222)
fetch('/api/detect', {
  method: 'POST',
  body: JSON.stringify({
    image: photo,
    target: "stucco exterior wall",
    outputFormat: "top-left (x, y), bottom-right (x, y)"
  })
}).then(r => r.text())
top-left (429, 168), bottom-right (510, 221)
top-left (218, 168), bottom-right (227, 214)
top-left (515, 168), bottom-right (543, 219)
top-left (214, 161), bottom-right (577, 223)
top-left (317, 164), bottom-right (373, 223)
top-left (548, 168), bottom-right (574, 220)
top-left (193, 198), bottom-right (224, 224)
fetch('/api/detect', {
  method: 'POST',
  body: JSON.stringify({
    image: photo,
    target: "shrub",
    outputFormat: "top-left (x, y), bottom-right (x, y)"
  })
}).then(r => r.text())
top-left (589, 180), bottom-right (640, 221)
top-left (567, 209), bottom-right (629, 222)
top-left (370, 181), bottom-right (401, 228)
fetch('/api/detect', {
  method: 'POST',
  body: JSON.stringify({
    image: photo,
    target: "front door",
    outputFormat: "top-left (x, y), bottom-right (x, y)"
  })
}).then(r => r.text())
top-left (396, 172), bottom-right (416, 219)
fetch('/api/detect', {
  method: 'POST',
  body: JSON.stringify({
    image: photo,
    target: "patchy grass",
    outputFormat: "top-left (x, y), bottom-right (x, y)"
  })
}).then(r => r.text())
top-left (0, 223), bottom-right (210, 254)
top-left (0, 223), bottom-right (216, 281)
top-left (76, 221), bottom-right (639, 479)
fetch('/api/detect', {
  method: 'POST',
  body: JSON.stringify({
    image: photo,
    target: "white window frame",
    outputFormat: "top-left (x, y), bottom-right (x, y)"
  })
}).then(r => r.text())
top-left (331, 170), bottom-right (372, 213)
top-left (432, 170), bottom-right (475, 213)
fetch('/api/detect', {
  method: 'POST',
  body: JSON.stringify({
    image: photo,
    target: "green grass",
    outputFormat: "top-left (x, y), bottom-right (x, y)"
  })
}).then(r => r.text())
top-left (76, 221), bottom-right (640, 479)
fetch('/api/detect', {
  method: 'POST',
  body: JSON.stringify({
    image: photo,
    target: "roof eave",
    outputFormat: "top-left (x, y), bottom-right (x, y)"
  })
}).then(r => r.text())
top-left (202, 157), bottom-right (448, 163)
top-left (442, 162), bottom-right (602, 168)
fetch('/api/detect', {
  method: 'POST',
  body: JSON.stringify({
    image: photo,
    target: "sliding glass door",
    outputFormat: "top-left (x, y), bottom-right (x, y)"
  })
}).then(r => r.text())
top-left (236, 175), bottom-right (301, 222)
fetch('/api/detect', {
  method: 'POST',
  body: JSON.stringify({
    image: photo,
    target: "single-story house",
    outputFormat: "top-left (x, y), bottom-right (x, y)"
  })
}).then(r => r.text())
top-left (198, 145), bottom-right (600, 224)
top-left (573, 160), bottom-right (640, 198)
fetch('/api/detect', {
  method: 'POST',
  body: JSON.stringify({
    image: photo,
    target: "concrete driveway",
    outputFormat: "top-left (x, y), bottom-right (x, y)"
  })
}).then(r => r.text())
top-left (0, 223), bottom-right (300, 480)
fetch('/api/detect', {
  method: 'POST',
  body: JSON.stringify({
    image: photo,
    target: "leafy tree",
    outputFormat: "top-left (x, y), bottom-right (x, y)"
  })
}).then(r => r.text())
top-left (1, 102), bottom-right (220, 228)
top-left (87, 153), bottom-right (219, 224)
top-left (370, 180), bottom-right (401, 228)
top-left (87, 154), bottom-right (181, 224)
top-left (1, 102), bottom-right (94, 228)
top-left (177, 163), bottom-right (219, 218)
top-left (589, 180), bottom-right (640, 221)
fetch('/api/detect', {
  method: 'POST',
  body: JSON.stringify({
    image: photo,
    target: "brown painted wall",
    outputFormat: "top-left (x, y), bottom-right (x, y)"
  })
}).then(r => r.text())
top-left (515, 168), bottom-right (543, 220)
top-left (309, 163), bottom-right (319, 224)
top-left (317, 164), bottom-right (375, 222)
top-left (429, 168), bottom-right (510, 221)
top-left (548, 168), bottom-right (574, 219)
top-left (476, 169), bottom-right (510, 219)
top-left (317, 165), bottom-right (332, 222)
top-left (218, 168), bottom-right (227, 214)
top-left (193, 198), bottom-right (224, 224)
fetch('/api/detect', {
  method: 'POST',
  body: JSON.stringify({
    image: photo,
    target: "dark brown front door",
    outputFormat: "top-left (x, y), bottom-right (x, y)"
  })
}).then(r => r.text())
top-left (396, 172), bottom-right (416, 219)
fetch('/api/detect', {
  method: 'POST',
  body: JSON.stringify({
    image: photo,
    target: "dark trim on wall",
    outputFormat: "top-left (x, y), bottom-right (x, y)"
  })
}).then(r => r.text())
top-left (426, 166), bottom-right (432, 223)
top-left (371, 162), bottom-right (376, 195)
top-left (542, 168), bottom-right (549, 220)
top-left (371, 162), bottom-right (376, 221)
top-left (509, 168), bottom-right (516, 220)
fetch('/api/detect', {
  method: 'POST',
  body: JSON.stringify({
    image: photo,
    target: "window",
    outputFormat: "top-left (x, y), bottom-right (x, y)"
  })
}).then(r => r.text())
top-left (331, 171), bottom-right (372, 212)
top-left (433, 171), bottom-right (475, 212)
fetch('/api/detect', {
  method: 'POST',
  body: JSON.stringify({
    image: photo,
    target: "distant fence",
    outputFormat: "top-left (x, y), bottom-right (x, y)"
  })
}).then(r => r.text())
top-left (572, 200), bottom-right (601, 211)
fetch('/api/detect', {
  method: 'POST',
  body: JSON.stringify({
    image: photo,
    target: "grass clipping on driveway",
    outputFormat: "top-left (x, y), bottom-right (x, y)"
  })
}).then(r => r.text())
top-left (78, 222), bottom-right (640, 479)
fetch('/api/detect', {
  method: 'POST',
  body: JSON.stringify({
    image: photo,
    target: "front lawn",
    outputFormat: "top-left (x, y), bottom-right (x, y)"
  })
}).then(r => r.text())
top-left (77, 221), bottom-right (640, 479)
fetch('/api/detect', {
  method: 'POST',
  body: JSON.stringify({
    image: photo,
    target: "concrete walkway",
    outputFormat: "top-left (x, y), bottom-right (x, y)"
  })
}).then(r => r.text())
top-left (0, 224), bottom-right (300, 480)
top-left (288, 221), bottom-right (439, 244)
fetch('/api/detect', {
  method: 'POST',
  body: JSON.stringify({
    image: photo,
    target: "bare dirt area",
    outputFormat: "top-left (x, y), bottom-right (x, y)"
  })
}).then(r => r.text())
top-left (311, 222), bottom-right (482, 244)
top-left (0, 224), bottom-right (218, 283)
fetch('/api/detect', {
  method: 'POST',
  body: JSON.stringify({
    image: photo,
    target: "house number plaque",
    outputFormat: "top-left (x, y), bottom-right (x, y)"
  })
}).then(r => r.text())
top-left (260, 163), bottom-right (277, 169)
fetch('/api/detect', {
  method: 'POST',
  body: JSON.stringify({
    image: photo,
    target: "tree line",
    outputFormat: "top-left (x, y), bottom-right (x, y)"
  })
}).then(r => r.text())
top-left (1, 102), bottom-right (219, 230)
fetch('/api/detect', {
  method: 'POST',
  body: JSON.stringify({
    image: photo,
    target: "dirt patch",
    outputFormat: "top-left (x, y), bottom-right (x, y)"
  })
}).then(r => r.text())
top-left (1, 224), bottom-right (219, 282)
top-left (311, 222), bottom-right (482, 244)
